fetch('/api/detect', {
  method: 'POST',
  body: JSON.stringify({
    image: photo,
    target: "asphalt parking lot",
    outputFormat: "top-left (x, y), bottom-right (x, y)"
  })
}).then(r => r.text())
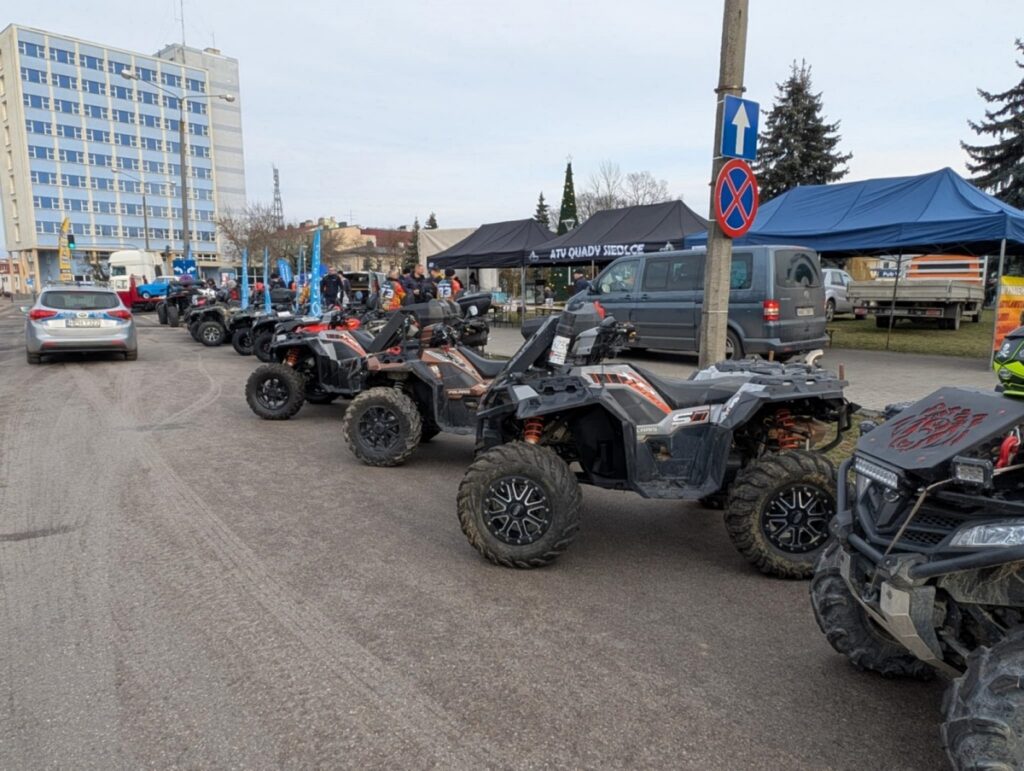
top-left (0, 305), bottom-right (951, 769)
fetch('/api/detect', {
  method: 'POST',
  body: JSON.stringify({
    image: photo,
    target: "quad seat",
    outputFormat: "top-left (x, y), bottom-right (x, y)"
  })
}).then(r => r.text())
top-left (633, 367), bottom-right (746, 410)
top-left (457, 345), bottom-right (507, 379)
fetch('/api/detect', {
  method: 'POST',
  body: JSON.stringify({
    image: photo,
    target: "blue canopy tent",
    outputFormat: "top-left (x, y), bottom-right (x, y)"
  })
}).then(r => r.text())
top-left (686, 168), bottom-right (1024, 256)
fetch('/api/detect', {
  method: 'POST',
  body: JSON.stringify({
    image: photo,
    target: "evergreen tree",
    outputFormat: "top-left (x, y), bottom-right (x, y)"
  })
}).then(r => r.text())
top-left (753, 61), bottom-right (853, 202)
top-left (962, 38), bottom-right (1024, 208)
top-left (557, 161), bottom-right (579, 235)
top-left (534, 192), bottom-right (550, 228)
top-left (425, 212), bottom-right (438, 229)
top-left (405, 217), bottom-right (421, 265)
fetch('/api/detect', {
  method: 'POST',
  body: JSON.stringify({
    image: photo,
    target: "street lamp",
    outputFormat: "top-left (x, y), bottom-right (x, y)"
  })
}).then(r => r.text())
top-left (110, 167), bottom-right (150, 251)
top-left (120, 69), bottom-right (234, 277)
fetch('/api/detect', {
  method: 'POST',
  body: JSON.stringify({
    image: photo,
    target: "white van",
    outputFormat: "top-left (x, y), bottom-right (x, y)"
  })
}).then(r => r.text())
top-left (107, 250), bottom-right (167, 291)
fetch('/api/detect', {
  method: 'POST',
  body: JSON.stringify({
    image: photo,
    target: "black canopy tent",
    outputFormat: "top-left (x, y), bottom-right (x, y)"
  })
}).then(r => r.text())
top-left (528, 200), bottom-right (709, 264)
top-left (429, 219), bottom-right (554, 269)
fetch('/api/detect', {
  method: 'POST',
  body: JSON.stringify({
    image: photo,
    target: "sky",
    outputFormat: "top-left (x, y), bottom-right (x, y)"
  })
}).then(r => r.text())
top-left (7, 0), bottom-right (1024, 233)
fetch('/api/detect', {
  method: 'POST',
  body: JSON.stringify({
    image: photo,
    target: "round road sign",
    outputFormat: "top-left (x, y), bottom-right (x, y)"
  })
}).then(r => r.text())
top-left (714, 159), bottom-right (759, 239)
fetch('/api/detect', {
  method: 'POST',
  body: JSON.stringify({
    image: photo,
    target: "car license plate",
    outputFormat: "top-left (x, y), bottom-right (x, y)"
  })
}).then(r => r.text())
top-left (66, 319), bottom-right (101, 328)
top-left (548, 334), bottom-right (570, 365)
top-left (796, 307), bottom-right (814, 317)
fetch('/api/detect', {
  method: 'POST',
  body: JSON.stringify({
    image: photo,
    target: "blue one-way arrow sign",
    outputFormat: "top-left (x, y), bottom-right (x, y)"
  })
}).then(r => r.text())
top-left (720, 95), bottom-right (759, 161)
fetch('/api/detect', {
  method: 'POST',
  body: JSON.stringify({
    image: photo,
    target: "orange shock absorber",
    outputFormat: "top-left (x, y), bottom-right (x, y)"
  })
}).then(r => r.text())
top-left (774, 409), bottom-right (800, 450)
top-left (285, 348), bottom-right (300, 367)
top-left (523, 417), bottom-right (544, 444)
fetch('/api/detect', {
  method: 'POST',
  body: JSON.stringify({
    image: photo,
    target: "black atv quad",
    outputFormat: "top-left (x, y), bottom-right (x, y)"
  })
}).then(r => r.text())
top-left (339, 293), bottom-right (498, 467)
top-left (810, 386), bottom-right (1024, 770)
top-left (183, 295), bottom-right (242, 347)
top-left (456, 302), bottom-right (854, 578)
top-left (158, 279), bottom-right (203, 328)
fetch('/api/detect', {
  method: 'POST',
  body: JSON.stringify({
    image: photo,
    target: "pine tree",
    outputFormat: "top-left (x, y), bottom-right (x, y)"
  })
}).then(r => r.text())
top-left (753, 61), bottom-right (853, 202)
top-left (557, 162), bottom-right (579, 235)
top-left (405, 217), bottom-right (421, 265)
top-left (425, 212), bottom-right (438, 229)
top-left (534, 192), bottom-right (550, 228)
top-left (962, 38), bottom-right (1024, 208)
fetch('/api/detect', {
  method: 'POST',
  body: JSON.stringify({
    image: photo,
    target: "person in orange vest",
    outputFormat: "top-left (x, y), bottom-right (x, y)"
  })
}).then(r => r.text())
top-left (381, 268), bottom-right (406, 311)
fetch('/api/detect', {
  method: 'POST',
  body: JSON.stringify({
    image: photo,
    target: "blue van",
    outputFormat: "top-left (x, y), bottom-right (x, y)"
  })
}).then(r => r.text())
top-left (573, 245), bottom-right (828, 358)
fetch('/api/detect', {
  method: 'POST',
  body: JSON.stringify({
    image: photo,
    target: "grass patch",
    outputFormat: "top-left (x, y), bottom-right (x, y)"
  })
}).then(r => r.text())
top-left (827, 310), bottom-right (995, 359)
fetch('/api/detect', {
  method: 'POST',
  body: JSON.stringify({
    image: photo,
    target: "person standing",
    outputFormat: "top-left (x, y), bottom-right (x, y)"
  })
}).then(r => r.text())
top-left (320, 265), bottom-right (344, 308)
top-left (445, 269), bottom-right (463, 297)
top-left (381, 269), bottom-right (406, 311)
top-left (572, 269), bottom-right (590, 294)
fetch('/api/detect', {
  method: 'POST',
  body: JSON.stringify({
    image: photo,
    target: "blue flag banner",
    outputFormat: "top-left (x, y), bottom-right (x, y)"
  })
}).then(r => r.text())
top-left (277, 258), bottom-right (293, 285)
top-left (240, 248), bottom-right (250, 307)
top-left (263, 247), bottom-right (271, 313)
top-left (298, 245), bottom-right (306, 286)
top-left (310, 230), bottom-right (322, 317)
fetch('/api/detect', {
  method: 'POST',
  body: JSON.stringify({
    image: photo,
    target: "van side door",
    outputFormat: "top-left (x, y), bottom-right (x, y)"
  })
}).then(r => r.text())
top-left (594, 258), bottom-right (641, 322)
top-left (632, 254), bottom-right (702, 351)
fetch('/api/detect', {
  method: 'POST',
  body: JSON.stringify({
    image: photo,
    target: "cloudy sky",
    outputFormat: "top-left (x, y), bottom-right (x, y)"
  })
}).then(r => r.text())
top-left (11, 0), bottom-right (1024, 231)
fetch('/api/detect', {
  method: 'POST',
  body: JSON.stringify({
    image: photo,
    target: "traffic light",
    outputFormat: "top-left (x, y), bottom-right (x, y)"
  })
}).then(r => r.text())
top-left (67, 233), bottom-right (76, 250)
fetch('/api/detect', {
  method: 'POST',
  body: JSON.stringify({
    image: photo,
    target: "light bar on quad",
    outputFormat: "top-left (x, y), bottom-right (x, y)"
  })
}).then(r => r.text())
top-left (951, 456), bottom-right (994, 489)
top-left (853, 456), bottom-right (899, 490)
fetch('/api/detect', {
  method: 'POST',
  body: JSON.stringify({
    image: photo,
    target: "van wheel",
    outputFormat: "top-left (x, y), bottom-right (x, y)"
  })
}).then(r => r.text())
top-left (725, 330), bottom-right (743, 359)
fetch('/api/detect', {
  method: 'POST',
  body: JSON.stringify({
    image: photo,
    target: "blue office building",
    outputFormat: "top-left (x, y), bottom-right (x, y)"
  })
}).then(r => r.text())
top-left (0, 25), bottom-right (246, 281)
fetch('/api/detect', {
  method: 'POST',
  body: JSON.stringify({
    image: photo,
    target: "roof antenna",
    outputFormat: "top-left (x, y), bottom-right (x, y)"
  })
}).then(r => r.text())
top-left (179, 0), bottom-right (187, 59)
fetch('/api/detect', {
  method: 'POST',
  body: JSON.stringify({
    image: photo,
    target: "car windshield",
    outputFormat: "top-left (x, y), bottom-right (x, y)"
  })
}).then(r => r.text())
top-left (41, 291), bottom-right (119, 310)
top-left (775, 250), bottom-right (822, 288)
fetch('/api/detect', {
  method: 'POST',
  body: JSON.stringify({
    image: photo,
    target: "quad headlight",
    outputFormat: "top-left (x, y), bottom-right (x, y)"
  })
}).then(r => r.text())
top-left (950, 522), bottom-right (1024, 548)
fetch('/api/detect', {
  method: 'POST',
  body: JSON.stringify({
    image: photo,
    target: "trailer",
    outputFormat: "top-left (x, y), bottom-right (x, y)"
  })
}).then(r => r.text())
top-left (849, 279), bottom-right (984, 330)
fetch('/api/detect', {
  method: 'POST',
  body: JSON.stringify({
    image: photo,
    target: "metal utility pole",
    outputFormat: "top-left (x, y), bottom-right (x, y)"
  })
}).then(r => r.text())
top-left (698, 0), bottom-right (749, 368)
top-left (177, 98), bottom-right (191, 263)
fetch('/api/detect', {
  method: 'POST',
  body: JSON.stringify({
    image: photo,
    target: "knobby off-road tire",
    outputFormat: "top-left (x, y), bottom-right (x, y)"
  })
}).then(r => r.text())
top-left (253, 330), bottom-right (275, 363)
top-left (156, 301), bottom-right (168, 325)
top-left (304, 383), bottom-right (339, 405)
top-left (724, 450), bottom-right (836, 579)
top-left (231, 326), bottom-right (255, 356)
top-left (943, 627), bottom-right (1024, 770)
top-left (245, 364), bottom-right (305, 420)
top-left (341, 388), bottom-right (422, 467)
top-left (198, 320), bottom-right (226, 347)
top-left (167, 304), bottom-right (180, 327)
top-left (457, 441), bottom-right (582, 569)
top-left (810, 541), bottom-right (934, 679)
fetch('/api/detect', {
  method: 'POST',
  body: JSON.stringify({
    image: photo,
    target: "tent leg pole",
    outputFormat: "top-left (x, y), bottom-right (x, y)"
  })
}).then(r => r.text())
top-left (885, 252), bottom-right (902, 351)
top-left (991, 238), bottom-right (1008, 366)
top-left (520, 264), bottom-right (526, 321)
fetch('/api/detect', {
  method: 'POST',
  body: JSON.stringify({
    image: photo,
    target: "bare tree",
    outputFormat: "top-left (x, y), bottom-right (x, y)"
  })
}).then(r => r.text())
top-left (217, 203), bottom-right (310, 274)
top-left (576, 162), bottom-right (672, 219)
top-left (623, 171), bottom-right (671, 205)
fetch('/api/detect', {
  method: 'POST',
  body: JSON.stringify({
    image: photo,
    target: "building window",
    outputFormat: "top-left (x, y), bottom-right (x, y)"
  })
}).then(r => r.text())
top-left (110, 85), bottom-right (132, 101)
top-left (79, 53), bottom-right (104, 70)
top-left (186, 101), bottom-right (207, 115)
top-left (116, 156), bottom-right (139, 171)
top-left (141, 136), bottom-right (161, 151)
top-left (85, 128), bottom-right (111, 143)
top-left (136, 66), bottom-right (157, 83)
top-left (95, 200), bottom-right (116, 214)
top-left (140, 113), bottom-right (160, 128)
top-left (61, 174), bottom-right (88, 188)
top-left (161, 72), bottom-right (182, 88)
top-left (23, 93), bottom-right (50, 110)
top-left (31, 170), bottom-right (57, 184)
top-left (92, 177), bottom-right (115, 191)
top-left (113, 109), bottom-right (135, 125)
top-left (117, 178), bottom-right (140, 193)
top-left (59, 149), bottom-right (84, 164)
top-left (114, 133), bottom-right (138, 148)
top-left (143, 160), bottom-right (163, 173)
top-left (188, 122), bottom-right (209, 137)
top-left (48, 47), bottom-right (75, 65)
top-left (189, 145), bottom-right (210, 159)
top-left (53, 99), bottom-right (80, 115)
top-left (53, 73), bottom-right (78, 90)
top-left (88, 152), bottom-right (113, 167)
top-left (185, 77), bottom-right (206, 93)
top-left (19, 66), bottom-right (47, 84)
top-left (17, 41), bottom-right (45, 59)
top-left (107, 59), bottom-right (130, 75)
top-left (28, 145), bottom-right (55, 160)
top-left (166, 140), bottom-right (180, 153)
top-left (83, 79), bottom-right (106, 96)
top-left (56, 124), bottom-right (82, 139)
top-left (83, 103), bottom-right (108, 120)
top-left (138, 90), bottom-right (158, 106)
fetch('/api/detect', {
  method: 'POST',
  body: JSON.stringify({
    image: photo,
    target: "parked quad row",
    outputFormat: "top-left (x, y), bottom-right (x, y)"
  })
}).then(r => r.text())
top-left (161, 280), bottom-right (1024, 769)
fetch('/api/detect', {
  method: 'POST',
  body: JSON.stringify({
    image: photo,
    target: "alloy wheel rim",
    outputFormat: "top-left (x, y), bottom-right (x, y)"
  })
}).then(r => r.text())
top-left (257, 377), bottom-right (289, 410)
top-left (483, 475), bottom-right (552, 545)
top-left (358, 406), bottom-right (401, 450)
top-left (761, 483), bottom-right (833, 554)
top-left (203, 326), bottom-right (220, 343)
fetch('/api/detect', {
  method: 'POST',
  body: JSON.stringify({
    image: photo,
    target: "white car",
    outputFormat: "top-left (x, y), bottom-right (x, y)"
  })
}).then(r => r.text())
top-left (823, 268), bottom-right (854, 322)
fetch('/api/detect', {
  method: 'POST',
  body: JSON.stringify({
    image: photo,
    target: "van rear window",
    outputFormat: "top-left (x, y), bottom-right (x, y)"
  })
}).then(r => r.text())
top-left (774, 250), bottom-right (821, 288)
